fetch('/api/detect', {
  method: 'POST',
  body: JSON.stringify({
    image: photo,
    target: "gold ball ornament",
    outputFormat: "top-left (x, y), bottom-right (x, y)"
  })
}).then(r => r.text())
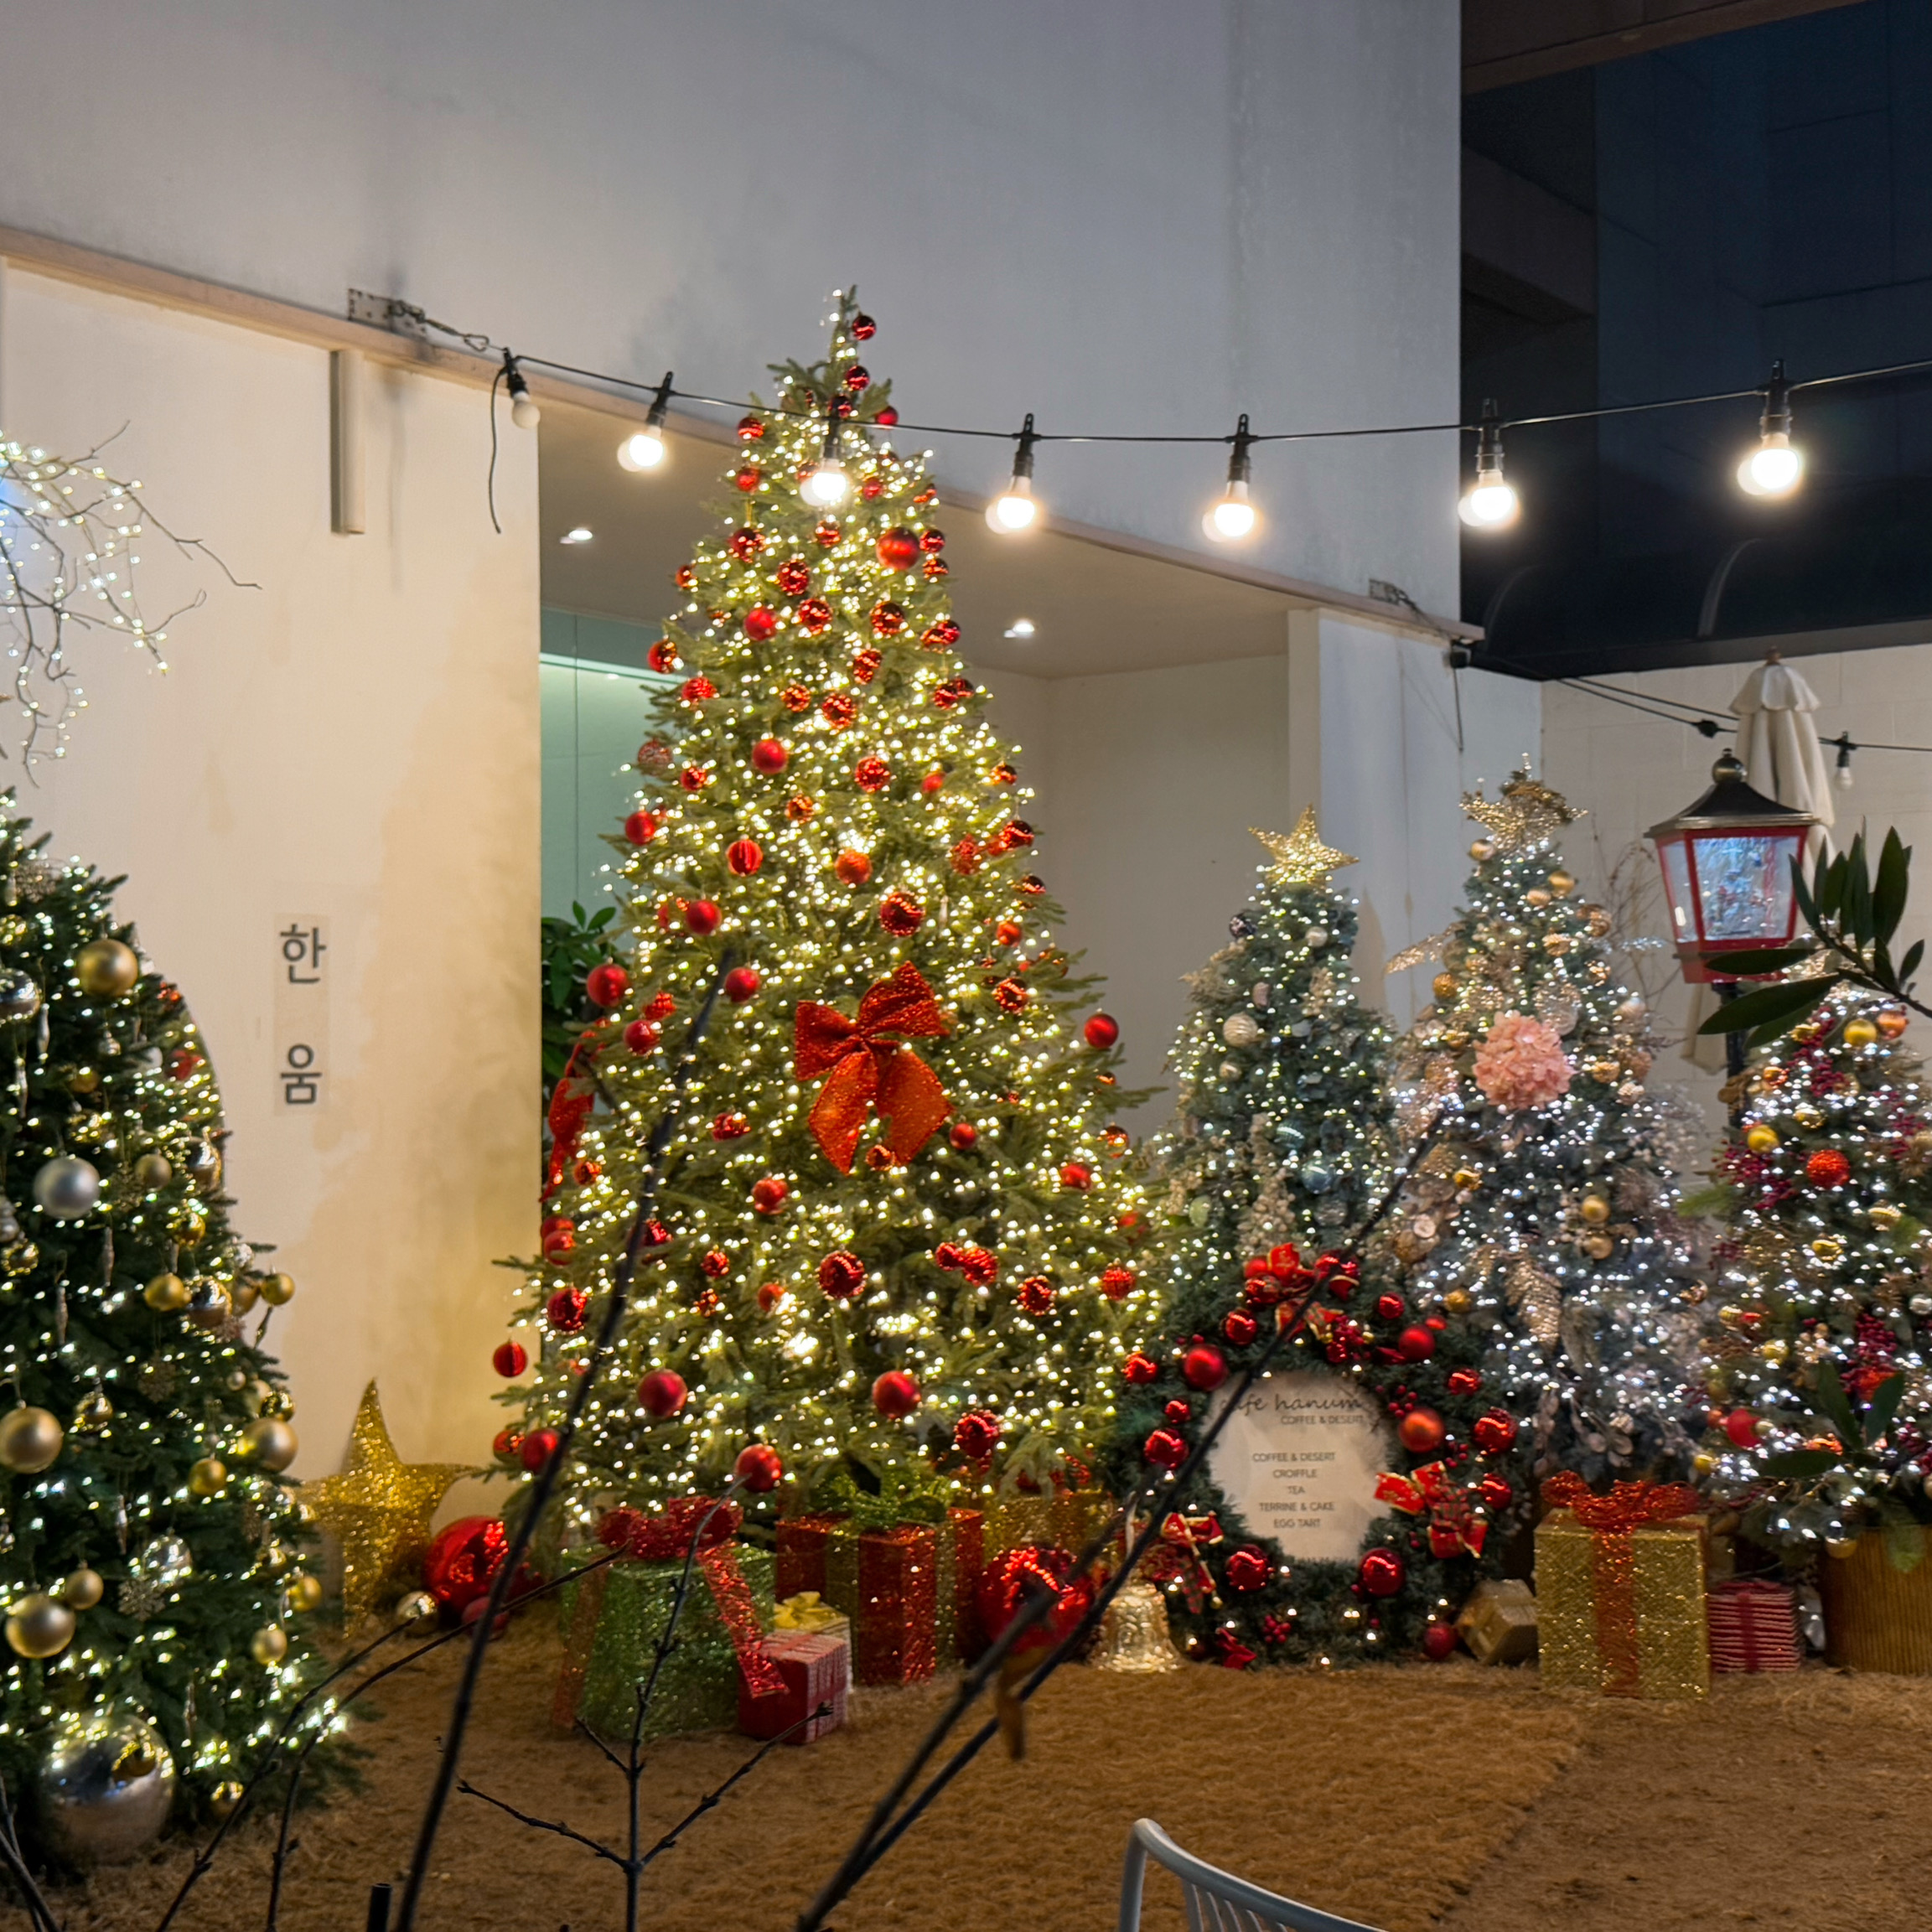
top-left (1524, 888), bottom-right (1552, 908)
top-left (1443, 1288), bottom-right (1472, 1313)
top-left (209, 1780), bottom-right (244, 1821)
top-left (6, 1592), bottom-right (76, 1659)
top-left (65, 1066), bottom-right (99, 1095)
top-left (240, 1416), bottom-right (298, 1473)
top-left (3, 1241), bottom-right (38, 1277)
top-left (1542, 933), bottom-right (1572, 956)
top-left (258, 1271), bottom-right (297, 1307)
top-left (62, 1567), bottom-right (104, 1610)
top-left (1746, 1125), bottom-right (1780, 1153)
top-left (1843, 1018), bottom-right (1878, 1049)
top-left (74, 938), bottom-right (139, 998)
top-left (1432, 972), bottom-right (1459, 1002)
top-left (287, 1573), bottom-right (324, 1614)
top-left (396, 1589), bottom-right (438, 1630)
top-left (1878, 1007), bottom-right (1909, 1039)
top-left (73, 1391), bottom-right (114, 1432)
top-left (1692, 1451), bottom-right (1717, 1474)
top-left (1583, 1233), bottom-right (1615, 1260)
top-left (1759, 1339), bottom-right (1790, 1365)
top-left (1826, 1536), bottom-right (1859, 1561)
top-left (187, 1456), bottom-right (228, 1497)
top-left (132, 1152), bottom-right (173, 1189)
top-left (1547, 869), bottom-right (1576, 896)
top-left (230, 1277), bottom-right (261, 1316)
top-left (1579, 1194), bottom-right (1612, 1224)
top-left (143, 1272), bottom-right (189, 1312)
top-left (1469, 839), bottom-right (1495, 862)
top-left (0, 1404), bottom-right (64, 1473)
top-left (172, 1200), bottom-right (207, 1246)
top-left (250, 1624), bottom-right (288, 1665)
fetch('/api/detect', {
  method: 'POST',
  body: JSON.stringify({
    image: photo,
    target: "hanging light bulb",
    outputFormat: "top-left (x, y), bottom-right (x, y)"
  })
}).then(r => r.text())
top-left (800, 395), bottom-right (850, 508)
top-left (1458, 399), bottom-right (1519, 529)
top-left (504, 354), bottom-right (541, 431)
top-left (617, 371), bottom-right (674, 471)
top-left (1738, 360), bottom-right (1804, 497)
top-left (986, 414), bottom-right (1041, 533)
top-left (1202, 414), bottom-right (1259, 541)
top-left (1833, 733), bottom-right (1855, 791)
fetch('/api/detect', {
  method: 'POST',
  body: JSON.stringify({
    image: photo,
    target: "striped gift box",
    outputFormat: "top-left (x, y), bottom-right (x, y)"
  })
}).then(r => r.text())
top-left (1707, 1577), bottom-right (1800, 1673)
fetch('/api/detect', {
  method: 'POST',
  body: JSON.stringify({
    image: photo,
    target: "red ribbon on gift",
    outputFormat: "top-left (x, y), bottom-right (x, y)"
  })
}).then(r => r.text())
top-left (1375, 1460), bottom-right (1488, 1559)
top-left (1139, 1511), bottom-right (1223, 1613)
top-left (1542, 1473), bottom-right (1702, 1697)
top-left (543, 1028), bottom-right (604, 1202)
top-left (794, 961), bottom-right (951, 1173)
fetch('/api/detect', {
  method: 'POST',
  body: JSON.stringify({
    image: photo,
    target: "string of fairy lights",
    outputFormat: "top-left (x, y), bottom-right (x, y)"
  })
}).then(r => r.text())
top-left (366, 295), bottom-right (1932, 541)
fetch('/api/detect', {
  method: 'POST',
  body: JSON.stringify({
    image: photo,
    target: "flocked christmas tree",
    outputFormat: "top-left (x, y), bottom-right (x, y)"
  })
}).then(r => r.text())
top-left (1383, 771), bottom-right (1707, 1484)
top-left (1696, 988), bottom-right (1932, 1560)
top-left (0, 804), bottom-right (329, 1834)
top-left (1103, 816), bottom-right (1509, 1666)
top-left (510, 293), bottom-right (1153, 1536)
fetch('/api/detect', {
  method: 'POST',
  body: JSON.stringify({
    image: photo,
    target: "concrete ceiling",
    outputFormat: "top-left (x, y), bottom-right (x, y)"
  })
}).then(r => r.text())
top-left (536, 397), bottom-right (1321, 680)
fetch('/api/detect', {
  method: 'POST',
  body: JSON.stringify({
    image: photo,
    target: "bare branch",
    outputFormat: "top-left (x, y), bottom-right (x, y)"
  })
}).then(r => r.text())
top-left (456, 1781), bottom-right (625, 1867)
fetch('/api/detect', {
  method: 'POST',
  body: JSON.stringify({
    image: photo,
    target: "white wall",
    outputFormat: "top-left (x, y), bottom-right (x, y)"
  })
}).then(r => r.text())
top-left (2, 272), bottom-right (539, 1480)
top-left (0, 1), bottom-right (1463, 614)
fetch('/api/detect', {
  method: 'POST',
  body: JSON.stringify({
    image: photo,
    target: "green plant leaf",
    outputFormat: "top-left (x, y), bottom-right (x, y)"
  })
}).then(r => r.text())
top-left (1760, 1448), bottom-right (1844, 1479)
top-left (1810, 1361), bottom-right (1863, 1449)
top-left (1902, 939), bottom-right (1924, 987)
top-left (1865, 1371), bottom-right (1907, 1444)
top-left (1695, 976), bottom-right (1831, 1037)
top-left (1842, 833), bottom-right (1874, 948)
top-left (1818, 848), bottom-right (1847, 924)
top-left (1874, 829), bottom-right (1911, 945)
top-left (1792, 853), bottom-right (1820, 930)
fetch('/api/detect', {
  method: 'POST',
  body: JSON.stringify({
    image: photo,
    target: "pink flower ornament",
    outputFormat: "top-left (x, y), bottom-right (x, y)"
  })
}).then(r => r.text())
top-left (1473, 1012), bottom-right (1572, 1110)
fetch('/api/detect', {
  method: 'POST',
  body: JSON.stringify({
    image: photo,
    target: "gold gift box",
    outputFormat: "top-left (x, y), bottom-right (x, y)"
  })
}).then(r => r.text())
top-left (1536, 1509), bottom-right (1708, 1700)
top-left (984, 1489), bottom-right (1116, 1562)
top-left (1455, 1578), bottom-right (1538, 1665)
top-left (1819, 1528), bottom-right (1932, 1675)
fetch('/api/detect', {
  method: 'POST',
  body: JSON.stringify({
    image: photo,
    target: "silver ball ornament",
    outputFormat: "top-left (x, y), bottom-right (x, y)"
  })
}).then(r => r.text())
top-left (36, 1715), bottom-right (176, 1865)
top-left (0, 971), bottom-right (41, 1022)
top-left (1304, 925), bottom-right (1330, 949)
top-left (136, 1536), bottom-right (193, 1588)
top-left (185, 1280), bottom-right (232, 1333)
top-left (182, 1138), bottom-right (222, 1194)
top-left (33, 1156), bottom-right (101, 1220)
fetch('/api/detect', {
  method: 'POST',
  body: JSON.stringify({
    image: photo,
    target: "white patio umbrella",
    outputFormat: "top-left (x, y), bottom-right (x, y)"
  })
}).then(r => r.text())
top-left (1732, 650), bottom-right (1836, 838)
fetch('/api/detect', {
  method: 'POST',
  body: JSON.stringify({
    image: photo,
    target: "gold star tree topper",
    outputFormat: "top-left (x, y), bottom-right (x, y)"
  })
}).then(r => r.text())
top-left (1461, 769), bottom-right (1582, 852)
top-left (1251, 809), bottom-right (1356, 887)
top-left (304, 1382), bottom-right (472, 1621)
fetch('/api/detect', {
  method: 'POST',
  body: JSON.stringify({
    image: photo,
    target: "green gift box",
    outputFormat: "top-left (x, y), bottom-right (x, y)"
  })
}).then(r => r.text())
top-left (554, 1547), bottom-right (776, 1740)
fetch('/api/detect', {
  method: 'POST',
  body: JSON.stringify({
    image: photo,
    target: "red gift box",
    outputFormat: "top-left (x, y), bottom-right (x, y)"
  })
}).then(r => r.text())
top-left (1707, 1577), bottom-right (1800, 1673)
top-left (738, 1628), bottom-right (849, 1743)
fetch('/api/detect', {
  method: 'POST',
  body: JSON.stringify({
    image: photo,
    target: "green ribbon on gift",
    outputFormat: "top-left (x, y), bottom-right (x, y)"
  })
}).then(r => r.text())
top-left (823, 1465), bottom-right (952, 1530)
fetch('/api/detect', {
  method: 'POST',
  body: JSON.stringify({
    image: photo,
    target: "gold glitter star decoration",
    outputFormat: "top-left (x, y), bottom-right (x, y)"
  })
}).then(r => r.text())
top-left (1252, 809), bottom-right (1356, 888)
top-left (303, 1382), bottom-right (472, 1622)
top-left (1462, 768), bottom-right (1582, 852)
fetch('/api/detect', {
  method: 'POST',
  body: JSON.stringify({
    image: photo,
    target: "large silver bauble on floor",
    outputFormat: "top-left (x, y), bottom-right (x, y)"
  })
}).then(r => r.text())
top-left (32, 1155), bottom-right (101, 1220)
top-left (37, 1714), bottom-right (176, 1865)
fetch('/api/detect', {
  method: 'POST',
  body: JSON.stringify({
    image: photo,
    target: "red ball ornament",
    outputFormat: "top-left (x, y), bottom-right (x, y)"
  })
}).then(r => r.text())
top-left (712, 1112), bottom-right (749, 1140)
top-left (624, 811), bottom-right (658, 846)
top-left (1448, 1367), bottom-right (1483, 1397)
top-left (876, 527), bottom-right (919, 568)
top-left (870, 600), bottom-right (906, 636)
top-left (736, 413), bottom-right (765, 441)
top-left (1422, 1624), bottom-right (1458, 1661)
top-left (541, 1224), bottom-right (576, 1262)
top-left (700, 1248), bottom-right (732, 1278)
top-left (934, 1241), bottom-right (966, 1272)
top-left (961, 1246), bottom-right (999, 1287)
top-left (624, 1018), bottom-right (661, 1054)
top-left (874, 406), bottom-right (899, 427)
top-left (1358, 1547), bottom-right (1406, 1598)
top-left (585, 962), bottom-right (629, 1008)
top-left (492, 1427), bottom-right (523, 1461)
top-left (724, 966), bottom-right (762, 1004)
top-left (751, 738), bottom-right (790, 773)
top-left (1398, 1407), bottom-right (1446, 1454)
top-left (743, 605), bottom-right (779, 641)
top-left (1375, 1292), bottom-right (1406, 1324)
top-left (859, 472), bottom-right (885, 501)
top-left (924, 770), bottom-right (947, 795)
top-left (1101, 1266), bottom-right (1137, 1303)
top-left (949, 1121), bottom-right (978, 1152)
top-left (1479, 1473), bottom-right (1515, 1512)
top-left (1060, 1162), bottom-right (1092, 1191)
top-left (836, 850), bottom-right (873, 886)
top-left (681, 674), bottom-right (717, 703)
top-left (920, 528), bottom-right (945, 553)
top-left (424, 1515), bottom-right (514, 1617)
top-left (1472, 1408), bottom-right (1519, 1454)
top-left (1144, 1427), bottom-right (1189, 1469)
top-left (521, 1429), bottom-right (562, 1474)
top-left (727, 838), bottom-right (764, 877)
top-left (647, 991), bottom-right (676, 1021)
top-left (546, 1288), bottom-right (587, 1334)
top-left (733, 466), bottom-right (762, 494)
top-left (1018, 1276), bottom-right (1056, 1314)
top-left (1083, 1013), bottom-right (1120, 1050)
top-left (1183, 1344), bottom-right (1228, 1391)
top-left (734, 1443), bottom-right (784, 1493)
top-left (878, 891), bottom-right (925, 936)
top-left (1806, 1149), bottom-right (1852, 1189)
top-left (821, 691), bottom-right (857, 729)
top-left (852, 647), bottom-right (883, 686)
top-left (854, 757), bottom-right (891, 792)
top-left (751, 1177), bottom-right (789, 1215)
top-left (813, 521), bottom-right (841, 547)
top-left (872, 1370), bottom-right (921, 1418)
top-left (1123, 1351), bottom-right (1159, 1386)
top-left (775, 558), bottom-right (811, 597)
top-left (638, 1370), bottom-right (687, 1417)
top-left (684, 899), bottom-right (721, 935)
top-left (756, 1282), bottom-right (788, 1313)
top-left (649, 637), bottom-right (681, 671)
top-left (850, 313), bottom-right (877, 340)
top-left (796, 596), bottom-right (831, 632)
top-left (1725, 1407), bottom-right (1761, 1448)
top-left (1225, 1545), bottom-right (1272, 1593)
top-left (842, 364), bottom-right (870, 393)
top-left (954, 1410), bottom-right (1001, 1459)
top-left (1222, 1308), bottom-right (1258, 1346)
top-left (680, 764), bottom-right (711, 792)
top-left (492, 1341), bottom-right (527, 1378)
top-left (1397, 1325), bottom-right (1437, 1363)
top-left (818, 1250), bottom-right (867, 1301)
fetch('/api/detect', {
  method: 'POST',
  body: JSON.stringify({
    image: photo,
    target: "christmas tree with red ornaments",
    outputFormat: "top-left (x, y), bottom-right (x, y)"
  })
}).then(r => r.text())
top-left (505, 293), bottom-right (1153, 1542)
top-left (1101, 816), bottom-right (1505, 1667)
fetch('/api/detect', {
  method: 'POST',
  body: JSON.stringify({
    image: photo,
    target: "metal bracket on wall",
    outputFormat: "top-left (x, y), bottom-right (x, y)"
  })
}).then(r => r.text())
top-left (346, 289), bottom-right (426, 337)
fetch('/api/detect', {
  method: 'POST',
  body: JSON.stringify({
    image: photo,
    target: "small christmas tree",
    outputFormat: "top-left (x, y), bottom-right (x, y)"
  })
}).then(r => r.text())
top-left (1384, 771), bottom-right (1707, 1484)
top-left (0, 804), bottom-right (328, 1824)
top-left (1104, 818), bottom-right (1507, 1667)
top-left (1697, 990), bottom-right (1932, 1558)
top-left (512, 294), bottom-right (1152, 1533)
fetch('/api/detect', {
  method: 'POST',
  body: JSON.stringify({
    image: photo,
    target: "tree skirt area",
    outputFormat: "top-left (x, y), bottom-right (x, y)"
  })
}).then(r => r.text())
top-left (41, 1623), bottom-right (1932, 1932)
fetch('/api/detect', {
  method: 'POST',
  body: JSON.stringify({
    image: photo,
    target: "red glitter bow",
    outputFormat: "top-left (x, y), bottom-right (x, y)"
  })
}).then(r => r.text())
top-left (1140, 1511), bottom-right (1223, 1613)
top-left (794, 961), bottom-right (951, 1173)
top-left (1540, 1473), bottom-right (1702, 1532)
top-left (1376, 1460), bottom-right (1487, 1559)
top-left (543, 1028), bottom-right (603, 1201)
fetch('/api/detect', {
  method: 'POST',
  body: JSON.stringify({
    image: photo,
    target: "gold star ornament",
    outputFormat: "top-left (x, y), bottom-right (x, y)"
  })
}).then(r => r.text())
top-left (1252, 810), bottom-right (1356, 888)
top-left (1462, 769), bottom-right (1582, 852)
top-left (303, 1382), bottom-right (472, 1622)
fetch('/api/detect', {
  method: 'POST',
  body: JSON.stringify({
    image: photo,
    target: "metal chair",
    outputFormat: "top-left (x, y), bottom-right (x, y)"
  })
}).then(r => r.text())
top-left (1117, 1818), bottom-right (1387, 1932)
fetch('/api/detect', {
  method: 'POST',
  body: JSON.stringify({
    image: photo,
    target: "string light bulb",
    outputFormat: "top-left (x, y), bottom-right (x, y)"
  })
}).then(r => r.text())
top-left (1458, 399), bottom-right (1518, 530)
top-left (1201, 414), bottom-right (1259, 542)
top-left (617, 371), bottom-right (675, 472)
top-left (1738, 360), bottom-right (1804, 498)
top-left (1834, 733), bottom-right (1856, 791)
top-left (986, 414), bottom-right (1041, 533)
top-left (800, 395), bottom-right (850, 508)
top-left (504, 354), bottom-right (541, 431)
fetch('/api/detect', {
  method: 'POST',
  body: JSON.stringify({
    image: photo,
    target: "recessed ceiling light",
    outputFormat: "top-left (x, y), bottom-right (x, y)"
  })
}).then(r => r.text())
top-left (1003, 618), bottom-right (1036, 638)
top-left (560, 526), bottom-right (594, 545)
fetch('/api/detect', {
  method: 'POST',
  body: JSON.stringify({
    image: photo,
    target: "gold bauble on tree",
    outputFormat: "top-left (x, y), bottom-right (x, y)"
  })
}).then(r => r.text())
top-left (6, 1592), bottom-right (76, 1659)
top-left (250, 1624), bottom-right (288, 1665)
top-left (1432, 972), bottom-right (1459, 1002)
top-left (230, 1277), bottom-right (261, 1316)
top-left (1546, 869), bottom-right (1576, 896)
top-left (0, 1404), bottom-right (64, 1473)
top-left (143, 1272), bottom-right (189, 1312)
top-left (1579, 1195), bottom-right (1611, 1225)
top-left (240, 1416), bottom-right (298, 1473)
top-left (1843, 1018), bottom-right (1878, 1049)
top-left (209, 1780), bottom-right (244, 1821)
top-left (187, 1456), bottom-right (227, 1497)
top-left (286, 1573), bottom-right (324, 1614)
top-left (1746, 1125), bottom-right (1779, 1153)
top-left (62, 1567), bottom-right (104, 1610)
top-left (258, 1271), bottom-right (297, 1307)
top-left (74, 937), bottom-right (139, 998)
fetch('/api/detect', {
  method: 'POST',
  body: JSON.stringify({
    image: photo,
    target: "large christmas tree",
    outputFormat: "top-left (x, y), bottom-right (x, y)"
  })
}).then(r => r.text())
top-left (510, 295), bottom-right (1152, 1532)
top-left (1383, 772), bottom-right (1707, 1483)
top-left (0, 804), bottom-right (327, 1826)
top-left (1696, 989), bottom-right (1932, 1558)
top-left (1104, 817), bottom-right (1508, 1666)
